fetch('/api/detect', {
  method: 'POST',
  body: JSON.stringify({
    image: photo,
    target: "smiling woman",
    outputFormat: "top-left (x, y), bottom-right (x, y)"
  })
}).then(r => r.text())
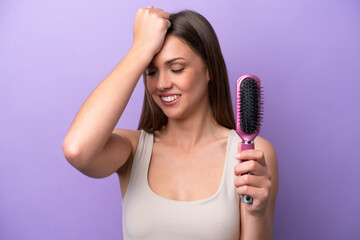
top-left (139, 10), bottom-right (235, 132)
top-left (62, 6), bottom-right (278, 240)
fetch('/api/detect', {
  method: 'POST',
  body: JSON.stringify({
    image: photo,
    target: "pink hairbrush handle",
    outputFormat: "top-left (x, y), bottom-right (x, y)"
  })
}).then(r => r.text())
top-left (240, 142), bottom-right (254, 151)
top-left (239, 142), bottom-right (254, 204)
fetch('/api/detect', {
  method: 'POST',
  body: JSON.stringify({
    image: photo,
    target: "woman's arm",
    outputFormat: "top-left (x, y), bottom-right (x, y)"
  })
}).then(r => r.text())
top-left (62, 7), bottom-right (171, 178)
top-left (235, 137), bottom-right (279, 240)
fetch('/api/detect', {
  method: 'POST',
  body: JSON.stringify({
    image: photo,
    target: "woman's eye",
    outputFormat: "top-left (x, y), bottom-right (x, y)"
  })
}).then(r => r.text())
top-left (146, 71), bottom-right (157, 76)
top-left (171, 68), bottom-right (184, 73)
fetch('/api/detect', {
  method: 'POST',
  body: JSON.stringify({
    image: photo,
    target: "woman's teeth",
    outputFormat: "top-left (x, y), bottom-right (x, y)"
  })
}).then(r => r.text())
top-left (161, 95), bottom-right (180, 102)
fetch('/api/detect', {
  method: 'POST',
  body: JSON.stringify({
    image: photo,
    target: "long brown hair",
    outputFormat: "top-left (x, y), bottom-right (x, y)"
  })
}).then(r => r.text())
top-left (137, 10), bottom-right (235, 132)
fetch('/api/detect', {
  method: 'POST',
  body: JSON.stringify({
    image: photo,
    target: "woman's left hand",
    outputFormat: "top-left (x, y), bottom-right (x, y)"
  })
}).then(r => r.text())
top-left (234, 148), bottom-right (272, 217)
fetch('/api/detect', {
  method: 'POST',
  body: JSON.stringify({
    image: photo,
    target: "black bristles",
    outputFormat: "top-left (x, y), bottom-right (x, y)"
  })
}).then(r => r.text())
top-left (240, 78), bottom-right (263, 134)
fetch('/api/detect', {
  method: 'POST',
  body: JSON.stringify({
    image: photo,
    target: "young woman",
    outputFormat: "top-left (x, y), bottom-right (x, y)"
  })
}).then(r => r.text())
top-left (63, 6), bottom-right (279, 240)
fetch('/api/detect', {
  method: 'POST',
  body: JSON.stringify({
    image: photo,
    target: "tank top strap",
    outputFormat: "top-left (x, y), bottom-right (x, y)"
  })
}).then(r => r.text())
top-left (227, 129), bottom-right (242, 176)
top-left (223, 130), bottom-right (242, 202)
top-left (121, 130), bottom-right (153, 206)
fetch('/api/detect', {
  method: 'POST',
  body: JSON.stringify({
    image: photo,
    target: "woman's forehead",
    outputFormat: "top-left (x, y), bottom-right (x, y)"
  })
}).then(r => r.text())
top-left (151, 35), bottom-right (197, 65)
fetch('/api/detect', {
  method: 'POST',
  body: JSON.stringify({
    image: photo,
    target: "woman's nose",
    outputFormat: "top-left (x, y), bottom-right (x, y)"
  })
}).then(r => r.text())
top-left (156, 72), bottom-right (172, 90)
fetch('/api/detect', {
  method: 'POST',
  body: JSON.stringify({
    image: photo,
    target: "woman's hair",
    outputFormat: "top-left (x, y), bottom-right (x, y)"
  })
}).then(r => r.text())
top-left (137, 10), bottom-right (235, 132)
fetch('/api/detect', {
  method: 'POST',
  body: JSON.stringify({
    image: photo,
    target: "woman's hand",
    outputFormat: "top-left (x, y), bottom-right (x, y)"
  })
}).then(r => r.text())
top-left (234, 148), bottom-right (272, 218)
top-left (132, 6), bottom-right (171, 57)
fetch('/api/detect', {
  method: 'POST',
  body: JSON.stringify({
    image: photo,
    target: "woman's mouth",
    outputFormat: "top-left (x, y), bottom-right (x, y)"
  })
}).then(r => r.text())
top-left (161, 94), bottom-right (181, 102)
top-left (159, 94), bottom-right (181, 105)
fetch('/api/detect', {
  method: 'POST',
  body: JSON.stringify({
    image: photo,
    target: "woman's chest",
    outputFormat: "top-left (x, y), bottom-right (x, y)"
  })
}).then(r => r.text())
top-left (148, 141), bottom-right (227, 201)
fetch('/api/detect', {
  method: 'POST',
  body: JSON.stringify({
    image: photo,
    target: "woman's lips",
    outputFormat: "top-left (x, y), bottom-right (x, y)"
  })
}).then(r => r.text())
top-left (159, 94), bottom-right (181, 106)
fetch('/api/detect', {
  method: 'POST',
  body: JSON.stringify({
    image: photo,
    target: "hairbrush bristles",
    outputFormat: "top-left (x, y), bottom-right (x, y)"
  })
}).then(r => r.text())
top-left (239, 77), bottom-right (263, 134)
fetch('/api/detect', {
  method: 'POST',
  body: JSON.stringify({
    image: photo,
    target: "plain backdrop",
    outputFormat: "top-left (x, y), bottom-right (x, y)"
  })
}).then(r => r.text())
top-left (1, 0), bottom-right (359, 239)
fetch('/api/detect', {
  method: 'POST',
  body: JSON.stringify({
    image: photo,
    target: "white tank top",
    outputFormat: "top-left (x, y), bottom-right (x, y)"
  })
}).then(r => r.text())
top-left (121, 129), bottom-right (241, 240)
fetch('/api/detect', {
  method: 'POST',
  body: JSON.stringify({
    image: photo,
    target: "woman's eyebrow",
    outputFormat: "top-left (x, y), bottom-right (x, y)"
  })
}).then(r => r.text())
top-left (165, 57), bottom-right (186, 64)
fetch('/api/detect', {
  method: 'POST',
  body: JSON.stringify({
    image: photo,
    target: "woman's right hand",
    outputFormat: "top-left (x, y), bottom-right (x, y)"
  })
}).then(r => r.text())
top-left (132, 6), bottom-right (171, 57)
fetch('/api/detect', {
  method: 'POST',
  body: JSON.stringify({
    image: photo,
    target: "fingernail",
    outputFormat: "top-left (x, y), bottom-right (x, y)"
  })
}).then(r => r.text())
top-left (235, 153), bottom-right (241, 159)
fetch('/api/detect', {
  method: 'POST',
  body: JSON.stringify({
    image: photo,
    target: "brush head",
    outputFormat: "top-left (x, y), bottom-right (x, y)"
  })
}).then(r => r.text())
top-left (236, 74), bottom-right (263, 142)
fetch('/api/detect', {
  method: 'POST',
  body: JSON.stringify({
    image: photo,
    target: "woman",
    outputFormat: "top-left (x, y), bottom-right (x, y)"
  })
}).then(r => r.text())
top-left (63, 6), bottom-right (278, 239)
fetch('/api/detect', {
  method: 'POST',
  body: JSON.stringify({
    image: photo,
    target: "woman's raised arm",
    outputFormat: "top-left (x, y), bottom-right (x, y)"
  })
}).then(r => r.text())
top-left (62, 7), bottom-right (170, 178)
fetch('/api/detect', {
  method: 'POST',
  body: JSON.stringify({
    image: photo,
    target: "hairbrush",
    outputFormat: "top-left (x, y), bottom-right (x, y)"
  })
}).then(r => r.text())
top-left (236, 74), bottom-right (263, 204)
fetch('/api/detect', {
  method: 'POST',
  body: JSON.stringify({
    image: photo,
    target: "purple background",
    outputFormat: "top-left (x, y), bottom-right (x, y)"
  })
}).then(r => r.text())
top-left (1, 0), bottom-right (359, 239)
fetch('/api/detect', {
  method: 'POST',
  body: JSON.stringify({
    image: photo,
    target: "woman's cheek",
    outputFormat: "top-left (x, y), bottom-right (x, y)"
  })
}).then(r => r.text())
top-left (146, 78), bottom-right (156, 93)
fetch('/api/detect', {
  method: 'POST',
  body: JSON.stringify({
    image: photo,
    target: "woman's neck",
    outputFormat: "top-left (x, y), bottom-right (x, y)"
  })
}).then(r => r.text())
top-left (157, 107), bottom-right (228, 150)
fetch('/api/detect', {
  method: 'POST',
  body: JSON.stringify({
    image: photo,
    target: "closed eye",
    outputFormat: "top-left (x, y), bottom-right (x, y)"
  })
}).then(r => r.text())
top-left (171, 68), bottom-right (184, 73)
top-left (146, 70), bottom-right (157, 76)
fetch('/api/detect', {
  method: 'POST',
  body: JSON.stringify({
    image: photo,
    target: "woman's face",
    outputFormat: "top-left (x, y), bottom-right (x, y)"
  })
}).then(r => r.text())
top-left (146, 35), bottom-right (210, 120)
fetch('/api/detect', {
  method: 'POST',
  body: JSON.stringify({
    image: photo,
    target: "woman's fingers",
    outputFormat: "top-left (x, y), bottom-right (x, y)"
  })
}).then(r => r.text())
top-left (236, 149), bottom-right (267, 167)
top-left (149, 7), bottom-right (170, 19)
top-left (234, 160), bottom-right (272, 214)
top-left (135, 7), bottom-right (170, 30)
top-left (233, 148), bottom-right (272, 207)
top-left (235, 185), bottom-right (271, 205)
top-left (234, 173), bottom-right (271, 189)
top-left (233, 148), bottom-right (274, 216)
top-left (132, 7), bottom-right (171, 56)
top-left (234, 160), bottom-right (272, 178)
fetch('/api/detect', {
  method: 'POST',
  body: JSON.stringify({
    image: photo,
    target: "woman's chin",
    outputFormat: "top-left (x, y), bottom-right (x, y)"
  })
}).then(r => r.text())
top-left (161, 108), bottom-right (186, 121)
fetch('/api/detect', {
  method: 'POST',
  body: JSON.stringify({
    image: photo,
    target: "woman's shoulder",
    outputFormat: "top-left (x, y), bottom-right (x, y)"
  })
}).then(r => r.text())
top-left (254, 136), bottom-right (276, 155)
top-left (254, 135), bottom-right (278, 171)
